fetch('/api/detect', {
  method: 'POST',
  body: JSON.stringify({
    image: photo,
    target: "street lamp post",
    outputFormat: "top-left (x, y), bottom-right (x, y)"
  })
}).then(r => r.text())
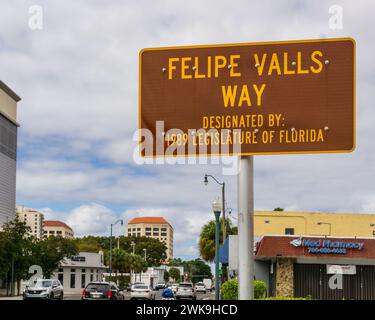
top-left (204, 174), bottom-right (228, 284)
top-left (204, 174), bottom-right (226, 241)
top-left (130, 241), bottom-right (136, 283)
top-left (212, 198), bottom-right (221, 300)
top-left (109, 219), bottom-right (123, 283)
top-left (143, 248), bottom-right (147, 261)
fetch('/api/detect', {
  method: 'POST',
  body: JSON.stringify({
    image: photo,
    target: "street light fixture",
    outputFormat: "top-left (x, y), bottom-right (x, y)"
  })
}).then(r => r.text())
top-left (143, 248), bottom-right (147, 261)
top-left (317, 222), bottom-right (332, 236)
top-left (109, 219), bottom-right (123, 283)
top-left (204, 174), bottom-right (228, 284)
top-left (131, 241), bottom-right (136, 255)
top-left (204, 174), bottom-right (226, 242)
top-left (212, 198), bottom-right (221, 301)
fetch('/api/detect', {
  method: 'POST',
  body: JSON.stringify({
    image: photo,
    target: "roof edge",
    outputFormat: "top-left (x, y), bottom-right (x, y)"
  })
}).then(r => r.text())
top-left (0, 80), bottom-right (21, 102)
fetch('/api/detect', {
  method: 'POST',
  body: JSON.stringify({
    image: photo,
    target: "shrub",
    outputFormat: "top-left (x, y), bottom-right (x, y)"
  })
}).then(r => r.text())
top-left (221, 279), bottom-right (238, 300)
top-left (221, 279), bottom-right (267, 300)
top-left (259, 296), bottom-right (310, 300)
top-left (254, 280), bottom-right (267, 299)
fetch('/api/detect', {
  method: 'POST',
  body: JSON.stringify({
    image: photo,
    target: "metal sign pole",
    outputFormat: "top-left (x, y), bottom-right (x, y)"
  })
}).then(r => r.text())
top-left (238, 156), bottom-right (254, 300)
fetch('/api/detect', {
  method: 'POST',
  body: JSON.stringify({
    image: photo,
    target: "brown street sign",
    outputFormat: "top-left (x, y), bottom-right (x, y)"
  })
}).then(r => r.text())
top-left (139, 38), bottom-right (355, 157)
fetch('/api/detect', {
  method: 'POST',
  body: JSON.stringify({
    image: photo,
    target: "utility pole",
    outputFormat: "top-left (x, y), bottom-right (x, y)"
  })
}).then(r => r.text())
top-left (238, 156), bottom-right (254, 300)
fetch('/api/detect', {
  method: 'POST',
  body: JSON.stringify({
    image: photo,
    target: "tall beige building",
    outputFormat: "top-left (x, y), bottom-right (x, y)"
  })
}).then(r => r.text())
top-left (43, 220), bottom-right (74, 239)
top-left (127, 217), bottom-right (173, 259)
top-left (16, 205), bottom-right (44, 239)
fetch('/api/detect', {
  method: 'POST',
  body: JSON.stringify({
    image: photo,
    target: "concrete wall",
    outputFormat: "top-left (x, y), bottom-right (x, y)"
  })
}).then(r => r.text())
top-left (255, 211), bottom-right (375, 238)
top-left (0, 90), bottom-right (17, 123)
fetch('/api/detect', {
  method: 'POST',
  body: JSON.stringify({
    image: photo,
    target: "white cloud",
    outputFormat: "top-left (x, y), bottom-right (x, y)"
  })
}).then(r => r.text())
top-left (2, 0), bottom-right (374, 261)
top-left (41, 203), bottom-right (118, 237)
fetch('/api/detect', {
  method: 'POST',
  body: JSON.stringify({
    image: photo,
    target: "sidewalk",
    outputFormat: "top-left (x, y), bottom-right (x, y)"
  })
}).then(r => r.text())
top-left (0, 296), bottom-right (22, 300)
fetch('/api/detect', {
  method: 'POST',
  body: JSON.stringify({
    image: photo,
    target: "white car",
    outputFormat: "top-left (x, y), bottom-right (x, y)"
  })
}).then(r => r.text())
top-left (194, 282), bottom-right (206, 293)
top-left (23, 279), bottom-right (64, 300)
top-left (171, 283), bottom-right (179, 294)
top-left (176, 282), bottom-right (197, 300)
top-left (130, 284), bottom-right (156, 300)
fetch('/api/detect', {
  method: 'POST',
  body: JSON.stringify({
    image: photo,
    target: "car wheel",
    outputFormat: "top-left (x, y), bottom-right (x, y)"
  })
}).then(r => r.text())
top-left (49, 293), bottom-right (54, 300)
top-left (59, 292), bottom-right (64, 300)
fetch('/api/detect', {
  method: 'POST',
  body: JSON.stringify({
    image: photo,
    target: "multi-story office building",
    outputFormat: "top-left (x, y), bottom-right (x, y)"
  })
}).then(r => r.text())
top-left (43, 220), bottom-right (74, 239)
top-left (127, 217), bottom-right (174, 259)
top-left (0, 81), bottom-right (21, 227)
top-left (16, 205), bottom-right (44, 239)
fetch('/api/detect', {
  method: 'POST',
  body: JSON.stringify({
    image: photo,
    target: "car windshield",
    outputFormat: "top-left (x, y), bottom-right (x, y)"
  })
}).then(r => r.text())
top-left (86, 284), bottom-right (109, 292)
top-left (196, 283), bottom-right (204, 286)
top-left (179, 283), bottom-right (193, 288)
top-left (134, 285), bottom-right (148, 289)
top-left (34, 280), bottom-right (52, 287)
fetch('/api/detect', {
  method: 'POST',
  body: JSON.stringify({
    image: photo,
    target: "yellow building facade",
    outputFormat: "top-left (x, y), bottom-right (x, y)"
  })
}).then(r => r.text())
top-left (254, 211), bottom-right (375, 237)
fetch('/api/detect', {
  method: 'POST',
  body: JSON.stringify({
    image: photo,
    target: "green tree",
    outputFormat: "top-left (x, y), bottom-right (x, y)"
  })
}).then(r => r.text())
top-left (198, 218), bottom-right (237, 262)
top-left (169, 267), bottom-right (181, 282)
top-left (168, 258), bottom-right (212, 283)
top-left (273, 207), bottom-right (284, 211)
top-left (119, 236), bottom-right (167, 266)
top-left (30, 237), bottom-right (78, 278)
top-left (163, 270), bottom-right (170, 282)
top-left (74, 235), bottom-right (168, 266)
top-left (0, 220), bottom-right (34, 295)
top-left (110, 248), bottom-right (128, 275)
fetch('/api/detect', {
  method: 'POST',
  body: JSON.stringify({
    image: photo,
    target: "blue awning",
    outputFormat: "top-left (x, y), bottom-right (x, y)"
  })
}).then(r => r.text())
top-left (219, 238), bottom-right (229, 265)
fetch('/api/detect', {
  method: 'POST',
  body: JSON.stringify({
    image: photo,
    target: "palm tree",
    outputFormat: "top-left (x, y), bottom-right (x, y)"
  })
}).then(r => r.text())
top-left (111, 248), bottom-right (128, 277)
top-left (198, 218), bottom-right (237, 262)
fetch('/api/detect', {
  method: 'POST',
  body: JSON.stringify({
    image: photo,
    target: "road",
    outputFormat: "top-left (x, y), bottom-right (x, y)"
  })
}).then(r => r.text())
top-left (64, 289), bottom-right (214, 300)
top-left (0, 290), bottom-right (214, 300)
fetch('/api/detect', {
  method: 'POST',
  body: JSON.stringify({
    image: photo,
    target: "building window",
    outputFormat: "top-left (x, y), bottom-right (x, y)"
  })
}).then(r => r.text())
top-left (145, 232), bottom-right (151, 236)
top-left (153, 228), bottom-right (159, 231)
top-left (161, 228), bottom-right (167, 232)
top-left (128, 233), bottom-right (131, 236)
top-left (81, 274), bottom-right (86, 288)
top-left (70, 272), bottom-right (76, 289)
top-left (137, 233), bottom-right (141, 237)
top-left (145, 228), bottom-right (151, 231)
top-left (58, 273), bottom-right (64, 285)
top-left (285, 228), bottom-right (295, 235)
top-left (153, 233), bottom-right (159, 236)
top-left (161, 233), bottom-right (167, 236)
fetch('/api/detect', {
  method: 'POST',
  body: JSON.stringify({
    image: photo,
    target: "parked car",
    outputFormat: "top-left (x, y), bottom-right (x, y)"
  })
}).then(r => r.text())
top-left (203, 278), bottom-right (213, 292)
top-left (82, 282), bottom-right (122, 300)
top-left (176, 282), bottom-right (196, 300)
top-left (194, 282), bottom-right (206, 293)
top-left (23, 279), bottom-right (63, 300)
top-left (171, 283), bottom-right (179, 294)
top-left (154, 281), bottom-right (166, 290)
top-left (130, 284), bottom-right (156, 300)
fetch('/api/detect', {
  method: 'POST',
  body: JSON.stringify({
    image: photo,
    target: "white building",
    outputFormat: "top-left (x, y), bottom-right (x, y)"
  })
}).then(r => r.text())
top-left (52, 252), bottom-right (106, 294)
top-left (131, 265), bottom-right (184, 288)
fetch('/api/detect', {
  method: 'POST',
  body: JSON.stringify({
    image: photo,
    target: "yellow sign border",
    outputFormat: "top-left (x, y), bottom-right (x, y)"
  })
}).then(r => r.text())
top-left (138, 37), bottom-right (356, 158)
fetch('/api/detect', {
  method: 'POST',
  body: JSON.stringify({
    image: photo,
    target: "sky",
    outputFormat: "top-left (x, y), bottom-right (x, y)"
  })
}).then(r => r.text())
top-left (0, 0), bottom-right (374, 260)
